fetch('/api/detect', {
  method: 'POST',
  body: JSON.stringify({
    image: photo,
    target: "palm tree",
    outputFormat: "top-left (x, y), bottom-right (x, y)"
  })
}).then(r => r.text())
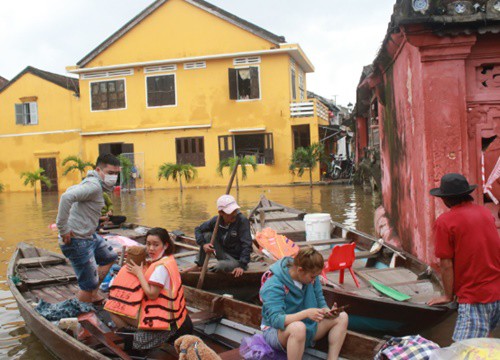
top-left (289, 142), bottom-right (325, 188)
top-left (0, 182), bottom-right (4, 193)
top-left (118, 154), bottom-right (133, 191)
top-left (158, 163), bottom-right (198, 193)
top-left (20, 168), bottom-right (52, 198)
top-left (62, 155), bottom-right (94, 180)
top-left (217, 155), bottom-right (257, 191)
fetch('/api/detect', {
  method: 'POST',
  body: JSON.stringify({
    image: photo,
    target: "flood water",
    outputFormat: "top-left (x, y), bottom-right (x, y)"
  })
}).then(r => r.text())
top-left (0, 184), bottom-right (377, 359)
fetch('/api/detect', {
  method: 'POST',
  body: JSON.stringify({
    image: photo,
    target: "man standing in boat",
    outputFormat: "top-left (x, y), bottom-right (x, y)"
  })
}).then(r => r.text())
top-left (56, 154), bottom-right (120, 303)
top-left (428, 173), bottom-right (500, 341)
top-left (191, 194), bottom-right (252, 277)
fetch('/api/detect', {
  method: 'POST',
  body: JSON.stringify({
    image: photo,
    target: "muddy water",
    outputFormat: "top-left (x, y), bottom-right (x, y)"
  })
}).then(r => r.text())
top-left (0, 185), bottom-right (376, 359)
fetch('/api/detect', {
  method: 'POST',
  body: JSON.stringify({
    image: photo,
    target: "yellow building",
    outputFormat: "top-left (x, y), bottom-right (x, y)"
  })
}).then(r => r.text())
top-left (1, 0), bottom-right (330, 193)
top-left (0, 67), bottom-right (81, 193)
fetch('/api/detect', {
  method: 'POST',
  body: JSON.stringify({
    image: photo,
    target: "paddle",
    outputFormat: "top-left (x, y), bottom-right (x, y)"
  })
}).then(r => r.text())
top-left (196, 157), bottom-right (240, 289)
top-left (369, 280), bottom-right (411, 301)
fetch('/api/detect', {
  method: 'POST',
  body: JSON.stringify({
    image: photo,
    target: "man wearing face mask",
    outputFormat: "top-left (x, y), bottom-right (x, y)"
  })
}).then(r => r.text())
top-left (56, 153), bottom-right (121, 303)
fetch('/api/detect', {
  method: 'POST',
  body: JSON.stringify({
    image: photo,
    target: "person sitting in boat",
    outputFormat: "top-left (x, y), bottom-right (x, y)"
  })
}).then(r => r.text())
top-left (260, 247), bottom-right (348, 360)
top-left (428, 173), bottom-right (500, 341)
top-left (104, 227), bottom-right (193, 350)
top-left (191, 194), bottom-right (252, 277)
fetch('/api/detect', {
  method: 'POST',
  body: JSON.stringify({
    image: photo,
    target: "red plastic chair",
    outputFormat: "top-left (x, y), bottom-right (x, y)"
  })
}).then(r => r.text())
top-left (323, 242), bottom-right (360, 288)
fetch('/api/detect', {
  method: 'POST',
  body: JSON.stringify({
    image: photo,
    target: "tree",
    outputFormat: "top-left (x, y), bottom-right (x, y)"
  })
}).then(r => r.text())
top-left (217, 155), bottom-right (257, 191)
top-left (289, 142), bottom-right (325, 188)
top-left (62, 155), bottom-right (94, 180)
top-left (118, 154), bottom-right (133, 191)
top-left (20, 168), bottom-right (52, 198)
top-left (0, 182), bottom-right (4, 193)
top-left (158, 163), bottom-right (198, 193)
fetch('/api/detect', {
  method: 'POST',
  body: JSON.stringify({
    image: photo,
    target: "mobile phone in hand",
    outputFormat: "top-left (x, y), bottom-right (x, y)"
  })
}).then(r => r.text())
top-left (329, 304), bottom-right (350, 316)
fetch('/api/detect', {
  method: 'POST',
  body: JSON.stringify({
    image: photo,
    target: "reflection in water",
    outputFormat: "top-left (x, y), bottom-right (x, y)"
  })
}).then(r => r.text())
top-left (0, 185), bottom-right (374, 359)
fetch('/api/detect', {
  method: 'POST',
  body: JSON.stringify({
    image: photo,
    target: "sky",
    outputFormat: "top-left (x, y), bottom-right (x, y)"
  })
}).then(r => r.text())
top-left (0, 0), bottom-right (395, 106)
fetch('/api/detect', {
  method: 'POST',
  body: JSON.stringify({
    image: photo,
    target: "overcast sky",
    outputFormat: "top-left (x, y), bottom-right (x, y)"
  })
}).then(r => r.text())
top-left (0, 0), bottom-right (395, 106)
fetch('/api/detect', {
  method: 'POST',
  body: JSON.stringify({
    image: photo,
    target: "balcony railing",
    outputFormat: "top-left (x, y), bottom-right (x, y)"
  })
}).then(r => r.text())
top-left (290, 99), bottom-right (329, 122)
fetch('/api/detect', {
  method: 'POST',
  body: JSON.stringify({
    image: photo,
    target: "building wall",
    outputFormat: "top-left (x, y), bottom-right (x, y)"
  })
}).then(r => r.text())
top-left (0, 73), bottom-right (81, 193)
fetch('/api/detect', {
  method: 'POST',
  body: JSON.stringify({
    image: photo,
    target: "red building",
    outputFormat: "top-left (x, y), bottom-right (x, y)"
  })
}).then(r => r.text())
top-left (355, 0), bottom-right (500, 266)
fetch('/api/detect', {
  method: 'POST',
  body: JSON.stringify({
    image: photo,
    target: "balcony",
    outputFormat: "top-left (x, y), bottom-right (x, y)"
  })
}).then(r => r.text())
top-left (290, 98), bottom-right (329, 122)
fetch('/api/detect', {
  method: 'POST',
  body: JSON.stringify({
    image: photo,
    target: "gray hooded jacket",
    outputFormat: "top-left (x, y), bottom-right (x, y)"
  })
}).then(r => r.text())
top-left (56, 170), bottom-right (105, 239)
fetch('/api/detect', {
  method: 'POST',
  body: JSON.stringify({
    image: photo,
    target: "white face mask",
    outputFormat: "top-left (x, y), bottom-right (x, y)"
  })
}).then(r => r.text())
top-left (104, 174), bottom-right (118, 187)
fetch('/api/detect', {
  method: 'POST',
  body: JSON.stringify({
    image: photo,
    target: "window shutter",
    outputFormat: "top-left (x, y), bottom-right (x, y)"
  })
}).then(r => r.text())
top-left (218, 135), bottom-right (234, 161)
top-left (122, 143), bottom-right (134, 154)
top-left (228, 68), bottom-right (237, 100)
top-left (249, 67), bottom-right (260, 99)
top-left (99, 143), bottom-right (112, 155)
top-left (29, 102), bottom-right (38, 125)
top-left (264, 133), bottom-right (274, 165)
top-left (15, 104), bottom-right (24, 125)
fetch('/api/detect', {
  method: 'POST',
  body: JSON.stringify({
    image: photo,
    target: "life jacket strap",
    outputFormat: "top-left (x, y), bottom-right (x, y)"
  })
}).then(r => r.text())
top-left (109, 284), bottom-right (142, 292)
top-left (141, 305), bottom-right (187, 327)
top-left (108, 295), bottom-right (143, 306)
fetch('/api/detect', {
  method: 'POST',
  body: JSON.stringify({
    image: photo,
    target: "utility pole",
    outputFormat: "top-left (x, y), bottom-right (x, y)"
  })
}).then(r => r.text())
top-left (332, 95), bottom-right (338, 105)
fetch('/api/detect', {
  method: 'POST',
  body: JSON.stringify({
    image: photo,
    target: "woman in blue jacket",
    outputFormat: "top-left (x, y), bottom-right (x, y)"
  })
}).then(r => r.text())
top-left (260, 247), bottom-right (348, 360)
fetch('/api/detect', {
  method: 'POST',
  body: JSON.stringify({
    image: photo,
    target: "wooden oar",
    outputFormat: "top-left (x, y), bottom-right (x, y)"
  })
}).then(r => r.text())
top-left (196, 157), bottom-right (240, 289)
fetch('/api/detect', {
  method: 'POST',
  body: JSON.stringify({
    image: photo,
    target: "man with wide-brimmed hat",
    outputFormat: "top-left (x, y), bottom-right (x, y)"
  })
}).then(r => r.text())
top-left (428, 173), bottom-right (500, 341)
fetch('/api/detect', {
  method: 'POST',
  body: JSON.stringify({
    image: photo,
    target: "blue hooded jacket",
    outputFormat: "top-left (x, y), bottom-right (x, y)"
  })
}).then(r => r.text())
top-left (260, 257), bottom-right (328, 347)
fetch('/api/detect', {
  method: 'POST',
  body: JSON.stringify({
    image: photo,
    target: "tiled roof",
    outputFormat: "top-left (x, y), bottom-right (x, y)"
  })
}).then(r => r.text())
top-left (77, 0), bottom-right (286, 67)
top-left (0, 76), bottom-right (8, 90)
top-left (0, 66), bottom-right (79, 94)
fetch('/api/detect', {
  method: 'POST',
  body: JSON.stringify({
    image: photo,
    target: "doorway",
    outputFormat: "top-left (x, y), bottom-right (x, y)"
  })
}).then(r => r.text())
top-left (39, 158), bottom-right (58, 192)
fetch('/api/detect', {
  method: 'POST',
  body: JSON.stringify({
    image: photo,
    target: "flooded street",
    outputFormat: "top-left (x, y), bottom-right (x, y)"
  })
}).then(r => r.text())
top-left (0, 185), bottom-right (375, 359)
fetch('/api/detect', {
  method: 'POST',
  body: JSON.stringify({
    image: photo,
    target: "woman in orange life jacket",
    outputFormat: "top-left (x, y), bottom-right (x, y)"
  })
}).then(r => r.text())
top-left (105, 227), bottom-right (192, 349)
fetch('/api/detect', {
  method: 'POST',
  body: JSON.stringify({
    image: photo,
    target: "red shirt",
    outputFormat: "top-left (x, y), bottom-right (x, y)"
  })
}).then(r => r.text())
top-left (434, 202), bottom-right (500, 304)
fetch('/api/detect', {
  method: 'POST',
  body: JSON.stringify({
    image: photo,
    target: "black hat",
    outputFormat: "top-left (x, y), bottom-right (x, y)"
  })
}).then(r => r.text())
top-left (430, 173), bottom-right (477, 198)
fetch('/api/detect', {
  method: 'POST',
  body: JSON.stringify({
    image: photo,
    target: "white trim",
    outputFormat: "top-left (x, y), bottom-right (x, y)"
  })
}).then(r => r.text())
top-left (144, 64), bottom-right (177, 73)
top-left (81, 124), bottom-right (211, 136)
top-left (233, 56), bottom-right (260, 65)
top-left (69, 48), bottom-right (314, 74)
top-left (0, 129), bottom-right (80, 139)
top-left (229, 127), bottom-right (266, 133)
top-left (145, 73), bottom-right (178, 109)
top-left (81, 68), bottom-right (133, 80)
top-left (89, 78), bottom-right (128, 113)
top-left (184, 61), bottom-right (206, 70)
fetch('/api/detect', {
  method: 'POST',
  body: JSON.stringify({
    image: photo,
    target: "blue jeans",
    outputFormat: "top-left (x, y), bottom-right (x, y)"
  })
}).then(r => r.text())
top-left (60, 234), bottom-right (117, 291)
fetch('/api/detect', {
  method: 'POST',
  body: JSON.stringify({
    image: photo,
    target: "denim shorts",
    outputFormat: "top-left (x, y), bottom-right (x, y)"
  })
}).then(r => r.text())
top-left (60, 234), bottom-right (117, 291)
top-left (453, 301), bottom-right (500, 341)
top-left (262, 327), bottom-right (286, 352)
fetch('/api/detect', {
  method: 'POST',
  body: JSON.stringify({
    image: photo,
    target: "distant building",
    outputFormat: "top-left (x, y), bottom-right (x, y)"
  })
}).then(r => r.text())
top-left (0, 0), bottom-right (329, 193)
top-left (355, 0), bottom-right (500, 264)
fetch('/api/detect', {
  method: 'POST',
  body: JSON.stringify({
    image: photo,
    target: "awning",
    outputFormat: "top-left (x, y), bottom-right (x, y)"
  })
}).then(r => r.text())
top-left (319, 125), bottom-right (351, 143)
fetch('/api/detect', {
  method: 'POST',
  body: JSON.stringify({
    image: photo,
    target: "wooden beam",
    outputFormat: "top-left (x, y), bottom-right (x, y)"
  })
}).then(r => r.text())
top-left (17, 256), bottom-right (66, 268)
top-left (295, 238), bottom-right (347, 247)
top-left (174, 250), bottom-right (198, 259)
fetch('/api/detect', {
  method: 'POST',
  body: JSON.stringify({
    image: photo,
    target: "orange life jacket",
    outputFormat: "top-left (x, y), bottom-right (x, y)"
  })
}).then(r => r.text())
top-left (256, 227), bottom-right (299, 260)
top-left (104, 256), bottom-right (187, 331)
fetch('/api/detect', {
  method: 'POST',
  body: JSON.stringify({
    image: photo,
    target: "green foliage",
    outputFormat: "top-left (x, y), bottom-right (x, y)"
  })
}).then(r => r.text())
top-left (289, 142), bottom-right (325, 187)
top-left (0, 182), bottom-right (4, 193)
top-left (117, 154), bottom-right (133, 187)
top-left (62, 155), bottom-right (94, 180)
top-left (20, 168), bottom-right (52, 198)
top-left (217, 155), bottom-right (257, 190)
top-left (158, 163), bottom-right (198, 193)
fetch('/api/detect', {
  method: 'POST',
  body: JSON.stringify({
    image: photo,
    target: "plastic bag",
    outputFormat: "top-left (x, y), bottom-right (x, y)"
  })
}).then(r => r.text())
top-left (239, 334), bottom-right (286, 360)
top-left (429, 338), bottom-right (500, 360)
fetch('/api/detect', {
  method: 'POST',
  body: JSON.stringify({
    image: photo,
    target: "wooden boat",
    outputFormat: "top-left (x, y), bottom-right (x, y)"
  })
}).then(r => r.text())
top-left (248, 196), bottom-right (454, 335)
top-left (102, 225), bottom-right (269, 297)
top-left (8, 243), bottom-right (383, 360)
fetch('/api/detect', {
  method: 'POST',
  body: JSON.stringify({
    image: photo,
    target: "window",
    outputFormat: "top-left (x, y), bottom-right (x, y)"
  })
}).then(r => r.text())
top-left (146, 74), bottom-right (176, 107)
top-left (298, 70), bottom-right (305, 101)
top-left (15, 102), bottom-right (38, 125)
top-left (91, 80), bottom-right (126, 111)
top-left (218, 133), bottom-right (274, 165)
top-left (176, 137), bottom-right (205, 167)
top-left (291, 67), bottom-right (297, 100)
top-left (292, 125), bottom-right (310, 150)
top-left (228, 67), bottom-right (260, 100)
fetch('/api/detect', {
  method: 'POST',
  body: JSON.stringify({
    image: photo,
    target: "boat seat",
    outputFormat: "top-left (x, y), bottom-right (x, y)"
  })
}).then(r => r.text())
top-left (80, 319), bottom-right (132, 360)
top-left (355, 250), bottom-right (379, 259)
top-left (190, 310), bottom-right (223, 325)
top-left (17, 256), bottom-right (66, 268)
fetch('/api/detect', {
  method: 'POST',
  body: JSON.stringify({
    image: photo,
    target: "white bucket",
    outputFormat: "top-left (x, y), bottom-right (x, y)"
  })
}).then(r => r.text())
top-left (304, 213), bottom-right (332, 250)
